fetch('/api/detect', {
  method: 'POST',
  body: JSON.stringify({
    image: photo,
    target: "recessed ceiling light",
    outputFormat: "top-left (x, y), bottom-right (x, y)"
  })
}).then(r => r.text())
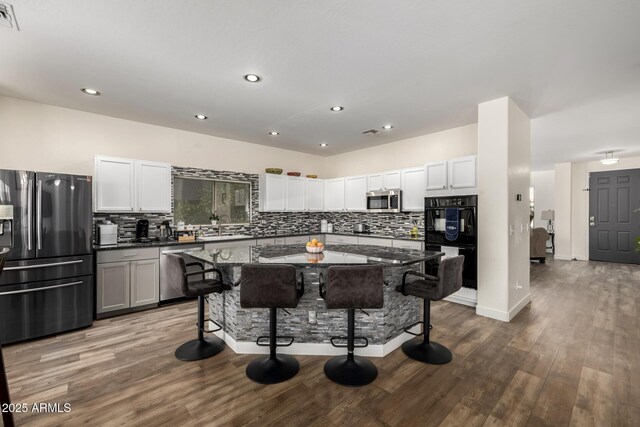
top-left (269, 131), bottom-right (279, 136)
top-left (382, 124), bottom-right (394, 130)
top-left (81, 88), bottom-right (100, 96)
top-left (319, 143), bottom-right (328, 147)
top-left (244, 74), bottom-right (261, 83)
top-left (330, 106), bottom-right (344, 112)
top-left (194, 114), bottom-right (207, 120)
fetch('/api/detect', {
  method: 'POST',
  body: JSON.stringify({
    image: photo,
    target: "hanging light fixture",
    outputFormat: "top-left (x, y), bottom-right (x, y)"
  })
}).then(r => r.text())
top-left (600, 151), bottom-right (619, 165)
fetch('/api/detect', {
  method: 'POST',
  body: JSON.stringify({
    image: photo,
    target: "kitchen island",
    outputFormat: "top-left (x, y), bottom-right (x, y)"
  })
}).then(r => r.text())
top-left (186, 244), bottom-right (443, 357)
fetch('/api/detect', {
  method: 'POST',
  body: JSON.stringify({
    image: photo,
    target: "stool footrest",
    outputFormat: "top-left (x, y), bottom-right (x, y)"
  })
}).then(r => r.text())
top-left (200, 318), bottom-right (223, 334)
top-left (256, 336), bottom-right (295, 347)
top-left (403, 321), bottom-right (432, 336)
top-left (330, 336), bottom-right (369, 348)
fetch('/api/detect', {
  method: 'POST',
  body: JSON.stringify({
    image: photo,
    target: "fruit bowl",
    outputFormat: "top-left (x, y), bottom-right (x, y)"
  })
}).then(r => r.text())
top-left (265, 168), bottom-right (283, 175)
top-left (306, 246), bottom-right (324, 253)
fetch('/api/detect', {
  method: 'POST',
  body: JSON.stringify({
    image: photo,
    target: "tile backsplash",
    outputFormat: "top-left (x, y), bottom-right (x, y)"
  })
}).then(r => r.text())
top-left (93, 165), bottom-right (424, 242)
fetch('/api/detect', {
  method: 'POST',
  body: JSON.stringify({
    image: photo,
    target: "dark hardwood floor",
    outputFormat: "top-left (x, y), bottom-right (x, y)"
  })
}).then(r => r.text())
top-left (3, 258), bottom-right (639, 426)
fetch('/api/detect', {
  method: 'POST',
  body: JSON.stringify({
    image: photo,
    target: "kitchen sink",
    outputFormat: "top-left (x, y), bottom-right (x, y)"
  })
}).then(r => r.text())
top-left (196, 234), bottom-right (253, 242)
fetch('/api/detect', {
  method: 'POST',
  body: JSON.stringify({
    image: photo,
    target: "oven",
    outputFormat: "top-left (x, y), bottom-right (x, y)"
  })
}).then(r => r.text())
top-left (425, 195), bottom-right (477, 289)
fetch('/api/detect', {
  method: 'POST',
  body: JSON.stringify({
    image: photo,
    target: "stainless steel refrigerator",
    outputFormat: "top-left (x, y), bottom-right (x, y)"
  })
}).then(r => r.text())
top-left (0, 170), bottom-right (94, 344)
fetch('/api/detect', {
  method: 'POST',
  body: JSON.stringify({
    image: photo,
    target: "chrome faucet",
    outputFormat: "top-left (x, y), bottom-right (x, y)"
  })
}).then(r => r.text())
top-left (217, 214), bottom-right (231, 236)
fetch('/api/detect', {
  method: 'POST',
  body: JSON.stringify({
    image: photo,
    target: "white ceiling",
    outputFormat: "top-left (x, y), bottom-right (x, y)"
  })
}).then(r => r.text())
top-left (1, 0), bottom-right (639, 169)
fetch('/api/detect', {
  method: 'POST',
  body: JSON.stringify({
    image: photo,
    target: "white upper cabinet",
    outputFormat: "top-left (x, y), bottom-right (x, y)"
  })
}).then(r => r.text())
top-left (400, 167), bottom-right (426, 211)
top-left (367, 173), bottom-right (383, 191)
top-left (345, 175), bottom-right (367, 211)
top-left (324, 178), bottom-right (346, 211)
top-left (383, 170), bottom-right (401, 189)
top-left (94, 156), bottom-right (136, 212)
top-left (305, 178), bottom-right (324, 211)
top-left (449, 156), bottom-right (477, 189)
top-left (425, 161), bottom-right (448, 191)
top-left (94, 156), bottom-right (171, 213)
top-left (285, 176), bottom-right (305, 211)
top-left (259, 173), bottom-right (286, 211)
top-left (136, 160), bottom-right (171, 213)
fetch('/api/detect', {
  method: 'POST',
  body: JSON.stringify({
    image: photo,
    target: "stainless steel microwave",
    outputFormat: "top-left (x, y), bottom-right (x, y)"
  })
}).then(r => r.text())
top-left (366, 189), bottom-right (402, 213)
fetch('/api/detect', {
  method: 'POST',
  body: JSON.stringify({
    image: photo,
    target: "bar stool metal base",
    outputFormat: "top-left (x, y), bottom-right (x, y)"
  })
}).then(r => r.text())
top-left (175, 336), bottom-right (225, 361)
top-left (246, 354), bottom-right (300, 384)
top-left (401, 339), bottom-right (452, 364)
top-left (324, 355), bottom-right (378, 387)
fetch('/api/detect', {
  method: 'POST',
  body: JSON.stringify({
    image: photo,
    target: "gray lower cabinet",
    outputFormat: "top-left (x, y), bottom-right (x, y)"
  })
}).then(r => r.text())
top-left (96, 248), bottom-right (160, 316)
top-left (96, 261), bottom-right (130, 313)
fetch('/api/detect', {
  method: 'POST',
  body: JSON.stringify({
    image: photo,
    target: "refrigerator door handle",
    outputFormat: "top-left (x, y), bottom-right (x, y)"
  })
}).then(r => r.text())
top-left (3, 259), bottom-right (84, 271)
top-left (36, 179), bottom-right (42, 250)
top-left (0, 281), bottom-right (84, 296)
top-left (28, 178), bottom-right (33, 251)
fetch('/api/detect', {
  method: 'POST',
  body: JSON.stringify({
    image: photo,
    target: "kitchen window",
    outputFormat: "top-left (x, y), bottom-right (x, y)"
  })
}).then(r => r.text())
top-left (173, 177), bottom-right (251, 225)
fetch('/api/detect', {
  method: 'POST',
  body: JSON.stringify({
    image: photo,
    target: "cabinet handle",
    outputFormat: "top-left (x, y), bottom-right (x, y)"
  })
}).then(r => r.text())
top-left (450, 185), bottom-right (453, 188)
top-left (443, 185), bottom-right (446, 189)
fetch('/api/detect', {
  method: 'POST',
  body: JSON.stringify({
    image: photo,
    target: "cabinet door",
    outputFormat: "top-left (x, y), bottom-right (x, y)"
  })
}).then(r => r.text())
top-left (392, 240), bottom-right (423, 250)
top-left (345, 175), bottom-right (367, 211)
top-left (324, 178), bottom-right (346, 211)
top-left (425, 161), bottom-right (448, 191)
top-left (401, 167), bottom-right (426, 211)
top-left (383, 170), bottom-right (401, 189)
top-left (449, 156), bottom-right (477, 189)
top-left (96, 261), bottom-right (130, 314)
top-left (357, 236), bottom-right (392, 247)
top-left (94, 156), bottom-right (135, 212)
top-left (367, 174), bottom-right (383, 191)
top-left (259, 174), bottom-right (286, 211)
top-left (130, 259), bottom-right (159, 307)
top-left (304, 179), bottom-right (324, 211)
top-left (136, 161), bottom-right (171, 213)
top-left (285, 176), bottom-right (305, 211)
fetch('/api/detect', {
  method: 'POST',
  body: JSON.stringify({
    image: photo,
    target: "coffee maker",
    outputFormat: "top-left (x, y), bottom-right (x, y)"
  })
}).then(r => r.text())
top-left (135, 219), bottom-right (150, 243)
top-left (157, 220), bottom-right (173, 241)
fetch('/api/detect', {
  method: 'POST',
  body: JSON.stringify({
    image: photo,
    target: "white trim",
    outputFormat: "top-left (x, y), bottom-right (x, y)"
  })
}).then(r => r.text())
top-left (553, 254), bottom-right (572, 261)
top-left (507, 293), bottom-right (531, 321)
top-left (444, 287), bottom-right (477, 307)
top-left (475, 305), bottom-right (509, 322)
top-left (211, 325), bottom-right (421, 358)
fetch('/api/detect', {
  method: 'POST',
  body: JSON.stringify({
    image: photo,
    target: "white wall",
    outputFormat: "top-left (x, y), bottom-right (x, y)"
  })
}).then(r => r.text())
top-left (322, 124), bottom-right (478, 178)
top-left (0, 96), bottom-right (323, 176)
top-left (477, 97), bottom-right (531, 322)
top-left (554, 163), bottom-right (572, 260)
top-left (530, 170), bottom-right (555, 229)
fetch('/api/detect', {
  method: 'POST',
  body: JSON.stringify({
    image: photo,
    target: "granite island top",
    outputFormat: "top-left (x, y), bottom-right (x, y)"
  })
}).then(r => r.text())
top-left (93, 231), bottom-right (425, 251)
top-left (186, 244), bottom-right (442, 267)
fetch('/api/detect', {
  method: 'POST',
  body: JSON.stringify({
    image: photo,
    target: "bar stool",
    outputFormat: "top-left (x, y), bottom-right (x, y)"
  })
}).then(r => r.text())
top-left (240, 264), bottom-right (304, 384)
top-left (1, 249), bottom-right (16, 427)
top-left (165, 254), bottom-right (230, 361)
top-left (319, 265), bottom-right (384, 387)
top-left (396, 255), bottom-right (464, 364)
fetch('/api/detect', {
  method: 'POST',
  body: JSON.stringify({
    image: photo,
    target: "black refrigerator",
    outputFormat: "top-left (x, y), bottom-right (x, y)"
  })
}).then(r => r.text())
top-left (0, 170), bottom-right (94, 344)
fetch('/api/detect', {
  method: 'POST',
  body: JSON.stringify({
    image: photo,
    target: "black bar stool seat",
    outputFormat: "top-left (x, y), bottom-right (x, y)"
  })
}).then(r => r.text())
top-left (166, 254), bottom-right (230, 361)
top-left (319, 265), bottom-right (384, 387)
top-left (240, 264), bottom-right (304, 384)
top-left (396, 255), bottom-right (464, 364)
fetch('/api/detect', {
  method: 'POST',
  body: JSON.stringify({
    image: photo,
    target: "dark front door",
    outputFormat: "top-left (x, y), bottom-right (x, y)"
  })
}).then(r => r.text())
top-left (589, 169), bottom-right (640, 264)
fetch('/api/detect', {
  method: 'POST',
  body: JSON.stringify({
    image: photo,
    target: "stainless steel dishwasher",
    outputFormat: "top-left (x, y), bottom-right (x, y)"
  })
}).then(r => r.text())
top-left (159, 244), bottom-right (204, 303)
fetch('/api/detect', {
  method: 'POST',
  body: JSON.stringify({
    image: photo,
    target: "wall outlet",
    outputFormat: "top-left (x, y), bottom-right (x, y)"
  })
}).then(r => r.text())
top-left (308, 310), bottom-right (316, 324)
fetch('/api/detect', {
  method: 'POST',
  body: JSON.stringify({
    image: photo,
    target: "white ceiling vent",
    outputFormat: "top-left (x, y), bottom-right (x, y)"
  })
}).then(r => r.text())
top-left (362, 129), bottom-right (380, 135)
top-left (0, 2), bottom-right (19, 30)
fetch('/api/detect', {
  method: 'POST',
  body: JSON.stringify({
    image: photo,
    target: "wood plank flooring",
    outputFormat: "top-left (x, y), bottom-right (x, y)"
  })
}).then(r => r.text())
top-left (3, 258), bottom-right (639, 426)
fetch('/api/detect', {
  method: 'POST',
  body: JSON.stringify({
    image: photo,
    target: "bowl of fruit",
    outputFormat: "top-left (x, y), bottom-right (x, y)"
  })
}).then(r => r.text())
top-left (306, 238), bottom-right (324, 253)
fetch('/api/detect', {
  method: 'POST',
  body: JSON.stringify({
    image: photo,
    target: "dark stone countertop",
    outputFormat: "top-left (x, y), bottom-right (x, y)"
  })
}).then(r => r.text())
top-left (186, 244), bottom-right (441, 267)
top-left (93, 231), bottom-right (425, 251)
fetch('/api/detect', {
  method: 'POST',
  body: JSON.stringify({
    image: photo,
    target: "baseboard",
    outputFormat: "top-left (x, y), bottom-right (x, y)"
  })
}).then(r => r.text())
top-left (475, 305), bottom-right (510, 322)
top-left (211, 324), bottom-right (421, 358)
top-left (553, 254), bottom-right (572, 261)
top-left (508, 293), bottom-right (531, 321)
top-left (444, 287), bottom-right (477, 307)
